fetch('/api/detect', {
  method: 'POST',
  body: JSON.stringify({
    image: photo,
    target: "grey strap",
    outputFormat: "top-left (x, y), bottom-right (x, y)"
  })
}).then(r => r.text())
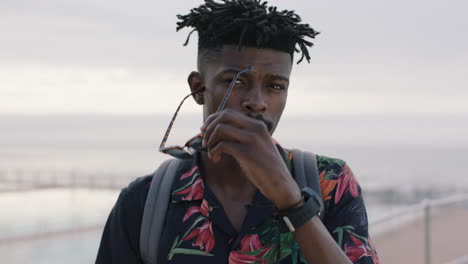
top-left (291, 149), bottom-right (325, 220)
top-left (140, 159), bottom-right (184, 264)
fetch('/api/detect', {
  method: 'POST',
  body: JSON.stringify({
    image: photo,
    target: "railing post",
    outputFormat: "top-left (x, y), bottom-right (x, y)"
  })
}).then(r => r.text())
top-left (424, 200), bottom-right (431, 264)
top-left (16, 169), bottom-right (23, 188)
top-left (71, 171), bottom-right (77, 189)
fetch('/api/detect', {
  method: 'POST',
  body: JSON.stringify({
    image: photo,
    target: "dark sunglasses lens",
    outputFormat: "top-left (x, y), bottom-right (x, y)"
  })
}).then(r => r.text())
top-left (162, 148), bottom-right (193, 159)
top-left (187, 136), bottom-right (205, 151)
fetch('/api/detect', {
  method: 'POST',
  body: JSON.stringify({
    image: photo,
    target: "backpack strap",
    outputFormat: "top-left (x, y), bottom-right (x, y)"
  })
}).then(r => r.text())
top-left (140, 158), bottom-right (189, 264)
top-left (291, 149), bottom-right (325, 221)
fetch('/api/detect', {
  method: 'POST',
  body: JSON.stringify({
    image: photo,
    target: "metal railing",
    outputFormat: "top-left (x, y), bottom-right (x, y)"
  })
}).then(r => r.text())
top-left (0, 169), bottom-right (137, 191)
top-left (2, 170), bottom-right (468, 263)
top-left (370, 194), bottom-right (468, 264)
top-left (445, 255), bottom-right (468, 264)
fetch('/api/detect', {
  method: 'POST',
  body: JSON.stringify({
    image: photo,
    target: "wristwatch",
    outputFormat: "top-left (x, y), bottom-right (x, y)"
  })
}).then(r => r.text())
top-left (279, 187), bottom-right (323, 232)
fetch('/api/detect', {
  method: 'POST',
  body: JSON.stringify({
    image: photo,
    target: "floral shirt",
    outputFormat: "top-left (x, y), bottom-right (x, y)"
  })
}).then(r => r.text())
top-left (96, 145), bottom-right (380, 264)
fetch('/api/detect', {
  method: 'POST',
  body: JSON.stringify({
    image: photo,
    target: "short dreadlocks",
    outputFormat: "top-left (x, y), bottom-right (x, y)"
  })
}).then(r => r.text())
top-left (177, 0), bottom-right (319, 72)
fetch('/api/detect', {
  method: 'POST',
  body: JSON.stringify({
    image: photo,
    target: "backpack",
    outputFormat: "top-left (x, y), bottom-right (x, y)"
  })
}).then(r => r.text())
top-left (140, 149), bottom-right (324, 264)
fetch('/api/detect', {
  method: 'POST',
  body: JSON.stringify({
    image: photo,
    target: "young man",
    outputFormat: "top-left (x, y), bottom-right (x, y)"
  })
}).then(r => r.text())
top-left (97, 1), bottom-right (380, 263)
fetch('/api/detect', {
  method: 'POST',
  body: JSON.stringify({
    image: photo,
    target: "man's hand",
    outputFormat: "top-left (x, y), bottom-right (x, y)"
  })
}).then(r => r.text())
top-left (200, 109), bottom-right (301, 209)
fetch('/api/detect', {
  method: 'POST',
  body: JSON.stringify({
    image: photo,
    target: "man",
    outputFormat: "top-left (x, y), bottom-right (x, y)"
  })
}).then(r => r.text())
top-left (97, 0), bottom-right (380, 263)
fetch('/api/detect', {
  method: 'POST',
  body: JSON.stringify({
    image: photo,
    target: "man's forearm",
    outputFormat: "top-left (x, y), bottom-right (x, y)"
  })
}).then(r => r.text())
top-left (294, 216), bottom-right (352, 264)
top-left (266, 172), bottom-right (352, 263)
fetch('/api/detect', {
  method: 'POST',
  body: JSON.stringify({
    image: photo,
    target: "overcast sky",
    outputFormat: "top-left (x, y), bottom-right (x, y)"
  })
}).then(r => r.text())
top-left (0, 0), bottom-right (467, 115)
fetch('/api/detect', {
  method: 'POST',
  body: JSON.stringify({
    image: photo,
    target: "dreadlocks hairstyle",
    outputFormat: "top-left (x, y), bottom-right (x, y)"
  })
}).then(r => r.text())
top-left (176, 0), bottom-right (319, 68)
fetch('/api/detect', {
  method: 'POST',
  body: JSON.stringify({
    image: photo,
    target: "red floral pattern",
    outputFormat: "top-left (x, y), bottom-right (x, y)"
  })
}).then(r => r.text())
top-left (320, 170), bottom-right (337, 202)
top-left (229, 234), bottom-right (273, 264)
top-left (183, 199), bottom-right (212, 222)
top-left (184, 219), bottom-right (216, 254)
top-left (174, 177), bottom-right (204, 201)
top-left (335, 165), bottom-right (359, 204)
top-left (345, 234), bottom-right (380, 264)
top-left (180, 165), bottom-right (199, 180)
top-left (170, 167), bottom-right (217, 256)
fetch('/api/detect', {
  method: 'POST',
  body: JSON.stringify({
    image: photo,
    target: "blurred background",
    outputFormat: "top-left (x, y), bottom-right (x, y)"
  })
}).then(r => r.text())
top-left (1, 0), bottom-right (467, 263)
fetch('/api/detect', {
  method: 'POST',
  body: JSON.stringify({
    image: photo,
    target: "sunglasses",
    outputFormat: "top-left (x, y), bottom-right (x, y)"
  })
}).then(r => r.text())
top-left (159, 65), bottom-right (253, 159)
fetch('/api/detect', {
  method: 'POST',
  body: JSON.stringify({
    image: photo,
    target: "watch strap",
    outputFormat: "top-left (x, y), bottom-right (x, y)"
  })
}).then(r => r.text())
top-left (280, 187), bottom-right (323, 232)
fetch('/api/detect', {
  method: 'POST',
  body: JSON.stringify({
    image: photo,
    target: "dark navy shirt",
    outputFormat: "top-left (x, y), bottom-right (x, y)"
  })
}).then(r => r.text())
top-left (96, 145), bottom-right (380, 263)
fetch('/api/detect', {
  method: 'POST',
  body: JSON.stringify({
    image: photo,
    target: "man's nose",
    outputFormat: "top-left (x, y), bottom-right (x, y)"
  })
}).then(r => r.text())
top-left (241, 87), bottom-right (267, 114)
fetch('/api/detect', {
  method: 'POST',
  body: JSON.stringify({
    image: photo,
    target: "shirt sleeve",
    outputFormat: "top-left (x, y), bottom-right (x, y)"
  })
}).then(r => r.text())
top-left (321, 161), bottom-right (381, 264)
top-left (96, 179), bottom-right (149, 264)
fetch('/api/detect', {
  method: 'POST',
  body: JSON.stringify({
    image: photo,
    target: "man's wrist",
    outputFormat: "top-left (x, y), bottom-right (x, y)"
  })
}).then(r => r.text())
top-left (278, 187), bottom-right (323, 232)
top-left (270, 185), bottom-right (303, 210)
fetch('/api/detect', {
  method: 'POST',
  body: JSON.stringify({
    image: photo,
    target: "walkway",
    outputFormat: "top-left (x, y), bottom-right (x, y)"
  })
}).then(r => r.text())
top-left (373, 208), bottom-right (468, 264)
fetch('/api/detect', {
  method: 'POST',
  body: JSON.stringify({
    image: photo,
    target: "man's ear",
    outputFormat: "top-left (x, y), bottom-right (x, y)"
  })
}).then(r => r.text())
top-left (188, 71), bottom-right (205, 105)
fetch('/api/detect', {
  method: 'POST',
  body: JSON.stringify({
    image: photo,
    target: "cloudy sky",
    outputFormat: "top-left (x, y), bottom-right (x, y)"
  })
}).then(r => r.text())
top-left (1, 0), bottom-right (467, 115)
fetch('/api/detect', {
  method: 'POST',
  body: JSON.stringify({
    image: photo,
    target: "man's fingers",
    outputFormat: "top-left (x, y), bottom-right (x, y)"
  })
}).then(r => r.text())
top-left (205, 123), bottom-right (254, 150)
top-left (204, 110), bottom-right (251, 133)
top-left (208, 141), bottom-right (246, 163)
top-left (202, 110), bottom-right (265, 146)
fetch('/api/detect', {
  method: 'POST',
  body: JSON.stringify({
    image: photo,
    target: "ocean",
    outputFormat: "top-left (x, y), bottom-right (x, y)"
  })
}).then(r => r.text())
top-left (1, 114), bottom-right (467, 188)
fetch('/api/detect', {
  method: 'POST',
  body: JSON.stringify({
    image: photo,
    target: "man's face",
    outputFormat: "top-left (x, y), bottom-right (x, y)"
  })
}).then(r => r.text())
top-left (190, 45), bottom-right (293, 135)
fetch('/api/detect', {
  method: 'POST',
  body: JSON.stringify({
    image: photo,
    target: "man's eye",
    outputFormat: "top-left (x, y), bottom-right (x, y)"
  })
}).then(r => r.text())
top-left (225, 79), bottom-right (243, 85)
top-left (270, 84), bottom-right (285, 90)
